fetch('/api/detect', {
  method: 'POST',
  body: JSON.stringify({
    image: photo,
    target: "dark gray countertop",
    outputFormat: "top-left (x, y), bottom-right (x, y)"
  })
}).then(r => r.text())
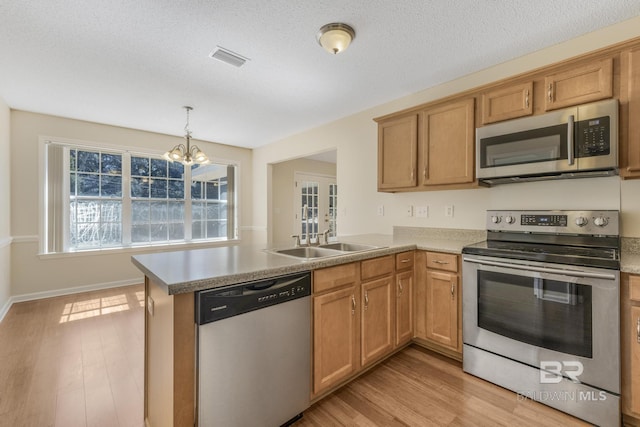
top-left (132, 231), bottom-right (486, 295)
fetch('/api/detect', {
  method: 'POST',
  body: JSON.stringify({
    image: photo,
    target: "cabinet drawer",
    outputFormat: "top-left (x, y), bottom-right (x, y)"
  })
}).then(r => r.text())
top-left (395, 251), bottom-right (414, 271)
top-left (630, 275), bottom-right (640, 302)
top-left (361, 256), bottom-right (394, 281)
top-left (314, 262), bottom-right (358, 294)
top-left (426, 252), bottom-right (458, 273)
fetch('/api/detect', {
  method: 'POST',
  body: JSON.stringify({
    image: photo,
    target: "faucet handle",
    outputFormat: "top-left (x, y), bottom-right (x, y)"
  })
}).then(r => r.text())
top-left (290, 235), bottom-right (301, 247)
top-left (322, 229), bottom-right (331, 244)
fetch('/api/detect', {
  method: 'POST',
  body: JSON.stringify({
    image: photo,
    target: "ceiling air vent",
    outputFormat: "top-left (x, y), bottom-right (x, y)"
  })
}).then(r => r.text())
top-left (209, 47), bottom-right (249, 68)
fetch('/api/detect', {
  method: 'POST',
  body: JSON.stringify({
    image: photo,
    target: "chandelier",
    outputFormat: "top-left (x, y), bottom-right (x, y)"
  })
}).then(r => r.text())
top-left (163, 106), bottom-right (210, 165)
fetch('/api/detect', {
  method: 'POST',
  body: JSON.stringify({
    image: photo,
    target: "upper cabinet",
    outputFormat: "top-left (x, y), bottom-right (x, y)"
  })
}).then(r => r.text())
top-left (621, 47), bottom-right (640, 178)
top-left (376, 98), bottom-right (475, 192)
top-left (481, 81), bottom-right (533, 124)
top-left (419, 98), bottom-right (475, 186)
top-left (544, 57), bottom-right (613, 111)
top-left (375, 38), bottom-right (640, 189)
top-left (377, 114), bottom-right (418, 190)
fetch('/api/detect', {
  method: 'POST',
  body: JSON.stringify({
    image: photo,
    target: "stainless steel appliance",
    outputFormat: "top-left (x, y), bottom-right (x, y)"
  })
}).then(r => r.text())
top-left (476, 99), bottom-right (618, 185)
top-left (196, 272), bottom-right (311, 427)
top-left (462, 210), bottom-right (620, 426)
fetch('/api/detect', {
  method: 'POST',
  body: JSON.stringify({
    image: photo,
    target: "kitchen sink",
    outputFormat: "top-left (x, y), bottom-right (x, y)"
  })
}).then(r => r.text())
top-left (269, 242), bottom-right (385, 260)
top-left (318, 242), bottom-right (381, 252)
top-left (272, 246), bottom-right (344, 259)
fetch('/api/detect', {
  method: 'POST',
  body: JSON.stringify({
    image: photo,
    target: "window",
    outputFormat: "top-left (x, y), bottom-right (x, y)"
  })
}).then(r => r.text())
top-left (44, 140), bottom-right (237, 253)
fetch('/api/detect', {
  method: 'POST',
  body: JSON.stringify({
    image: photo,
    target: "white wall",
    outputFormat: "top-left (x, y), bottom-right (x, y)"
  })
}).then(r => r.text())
top-left (0, 96), bottom-right (10, 317)
top-left (253, 16), bottom-right (640, 238)
top-left (10, 111), bottom-right (253, 298)
top-left (271, 158), bottom-right (336, 247)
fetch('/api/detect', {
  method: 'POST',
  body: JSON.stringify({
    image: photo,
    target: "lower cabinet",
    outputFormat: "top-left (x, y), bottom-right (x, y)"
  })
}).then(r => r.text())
top-left (425, 270), bottom-right (459, 349)
top-left (360, 276), bottom-right (394, 367)
top-left (395, 251), bottom-right (414, 347)
top-left (312, 252), bottom-right (415, 399)
top-left (622, 273), bottom-right (640, 425)
top-left (415, 251), bottom-right (462, 357)
top-left (312, 266), bottom-right (359, 397)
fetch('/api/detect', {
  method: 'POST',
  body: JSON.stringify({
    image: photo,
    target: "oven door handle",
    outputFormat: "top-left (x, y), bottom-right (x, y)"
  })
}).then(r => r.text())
top-left (463, 257), bottom-right (617, 280)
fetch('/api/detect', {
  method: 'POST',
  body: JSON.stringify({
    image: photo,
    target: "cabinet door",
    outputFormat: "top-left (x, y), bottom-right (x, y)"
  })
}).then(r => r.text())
top-left (361, 277), bottom-right (394, 367)
top-left (544, 57), bottom-right (613, 111)
top-left (377, 114), bottom-right (418, 190)
top-left (622, 48), bottom-right (640, 178)
top-left (630, 305), bottom-right (640, 415)
top-left (313, 286), bottom-right (359, 396)
top-left (425, 270), bottom-right (459, 350)
top-left (395, 270), bottom-right (414, 347)
top-left (419, 98), bottom-right (475, 186)
top-left (481, 81), bottom-right (533, 124)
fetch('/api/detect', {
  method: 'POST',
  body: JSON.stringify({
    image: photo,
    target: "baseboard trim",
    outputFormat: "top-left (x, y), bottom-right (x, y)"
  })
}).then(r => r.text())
top-left (0, 277), bottom-right (144, 322)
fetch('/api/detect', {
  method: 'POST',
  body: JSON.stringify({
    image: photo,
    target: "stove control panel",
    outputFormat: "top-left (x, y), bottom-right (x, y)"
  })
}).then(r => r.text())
top-left (486, 210), bottom-right (619, 236)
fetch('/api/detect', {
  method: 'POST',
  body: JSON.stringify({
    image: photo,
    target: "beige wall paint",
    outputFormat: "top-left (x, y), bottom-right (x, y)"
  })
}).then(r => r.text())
top-left (254, 16), bottom-right (640, 238)
top-left (0, 96), bottom-right (10, 313)
top-left (10, 111), bottom-right (253, 297)
top-left (271, 158), bottom-right (336, 247)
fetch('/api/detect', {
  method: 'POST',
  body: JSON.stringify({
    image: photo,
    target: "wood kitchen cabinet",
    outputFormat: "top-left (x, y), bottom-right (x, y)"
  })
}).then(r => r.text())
top-left (544, 57), bottom-right (613, 111)
top-left (621, 273), bottom-right (640, 426)
top-left (414, 251), bottom-right (462, 359)
top-left (481, 81), bottom-right (533, 124)
top-left (312, 263), bottom-right (359, 397)
top-left (360, 256), bottom-right (394, 367)
top-left (377, 114), bottom-right (418, 190)
top-left (419, 98), bottom-right (475, 187)
top-left (621, 47), bottom-right (640, 179)
top-left (395, 252), bottom-right (414, 347)
top-left (375, 98), bottom-right (476, 192)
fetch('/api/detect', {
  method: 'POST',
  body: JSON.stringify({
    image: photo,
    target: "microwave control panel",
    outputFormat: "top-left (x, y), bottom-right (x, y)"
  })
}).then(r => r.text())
top-left (577, 116), bottom-right (610, 157)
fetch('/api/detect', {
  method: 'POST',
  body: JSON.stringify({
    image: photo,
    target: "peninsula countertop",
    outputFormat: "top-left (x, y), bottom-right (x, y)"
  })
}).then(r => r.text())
top-left (131, 231), bottom-right (486, 295)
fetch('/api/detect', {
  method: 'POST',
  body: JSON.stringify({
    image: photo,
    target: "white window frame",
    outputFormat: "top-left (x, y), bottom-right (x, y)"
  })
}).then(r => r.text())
top-left (39, 136), bottom-right (239, 255)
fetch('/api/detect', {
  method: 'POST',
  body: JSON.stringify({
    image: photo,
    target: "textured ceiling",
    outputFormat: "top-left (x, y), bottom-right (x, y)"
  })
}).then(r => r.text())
top-left (0, 1), bottom-right (639, 148)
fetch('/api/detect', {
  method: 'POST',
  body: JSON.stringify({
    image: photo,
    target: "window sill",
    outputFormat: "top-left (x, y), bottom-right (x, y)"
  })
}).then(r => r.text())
top-left (38, 239), bottom-right (241, 260)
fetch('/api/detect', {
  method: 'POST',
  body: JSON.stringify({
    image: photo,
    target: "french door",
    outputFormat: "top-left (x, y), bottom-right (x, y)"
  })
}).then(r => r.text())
top-left (294, 173), bottom-right (337, 243)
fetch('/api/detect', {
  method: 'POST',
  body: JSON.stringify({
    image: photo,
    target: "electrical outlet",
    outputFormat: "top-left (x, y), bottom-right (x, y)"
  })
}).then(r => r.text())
top-left (416, 206), bottom-right (429, 218)
top-left (377, 205), bottom-right (384, 216)
top-left (445, 205), bottom-right (454, 218)
top-left (147, 296), bottom-right (155, 316)
top-left (407, 205), bottom-right (414, 217)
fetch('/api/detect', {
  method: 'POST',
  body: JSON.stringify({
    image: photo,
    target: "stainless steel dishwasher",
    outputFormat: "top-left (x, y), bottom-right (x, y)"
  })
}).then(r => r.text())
top-left (196, 272), bottom-right (311, 427)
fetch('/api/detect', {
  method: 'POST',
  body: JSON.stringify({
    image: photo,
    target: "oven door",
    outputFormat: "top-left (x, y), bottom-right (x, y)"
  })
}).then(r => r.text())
top-left (462, 254), bottom-right (620, 394)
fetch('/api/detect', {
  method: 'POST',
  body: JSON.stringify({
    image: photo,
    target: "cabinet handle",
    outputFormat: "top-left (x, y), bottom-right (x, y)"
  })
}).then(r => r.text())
top-left (401, 259), bottom-right (410, 263)
top-left (433, 260), bottom-right (449, 265)
top-left (399, 282), bottom-right (404, 295)
top-left (547, 83), bottom-right (553, 102)
top-left (364, 291), bottom-right (369, 311)
top-left (637, 317), bottom-right (640, 343)
top-left (423, 167), bottom-right (427, 179)
top-left (525, 89), bottom-right (530, 108)
top-left (451, 282), bottom-right (455, 296)
top-left (411, 168), bottom-right (415, 180)
top-left (351, 295), bottom-right (356, 314)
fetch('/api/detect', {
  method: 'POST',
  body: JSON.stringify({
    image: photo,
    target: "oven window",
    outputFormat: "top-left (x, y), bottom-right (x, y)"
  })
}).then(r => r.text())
top-left (477, 270), bottom-right (592, 358)
top-left (480, 124), bottom-right (568, 168)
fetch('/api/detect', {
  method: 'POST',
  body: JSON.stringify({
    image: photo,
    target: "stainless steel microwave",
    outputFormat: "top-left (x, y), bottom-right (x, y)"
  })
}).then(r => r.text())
top-left (476, 99), bottom-right (618, 185)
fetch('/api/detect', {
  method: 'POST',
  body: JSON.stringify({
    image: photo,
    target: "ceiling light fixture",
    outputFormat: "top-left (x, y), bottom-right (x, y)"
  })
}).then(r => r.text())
top-left (163, 106), bottom-right (210, 166)
top-left (316, 23), bottom-right (355, 54)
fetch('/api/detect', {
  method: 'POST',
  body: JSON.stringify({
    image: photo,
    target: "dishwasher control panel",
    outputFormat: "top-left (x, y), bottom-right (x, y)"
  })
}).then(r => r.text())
top-left (196, 272), bottom-right (311, 325)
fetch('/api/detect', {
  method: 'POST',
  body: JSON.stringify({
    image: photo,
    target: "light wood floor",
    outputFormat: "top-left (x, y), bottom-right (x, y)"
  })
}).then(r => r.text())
top-left (0, 284), bottom-right (590, 427)
top-left (0, 284), bottom-right (145, 427)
